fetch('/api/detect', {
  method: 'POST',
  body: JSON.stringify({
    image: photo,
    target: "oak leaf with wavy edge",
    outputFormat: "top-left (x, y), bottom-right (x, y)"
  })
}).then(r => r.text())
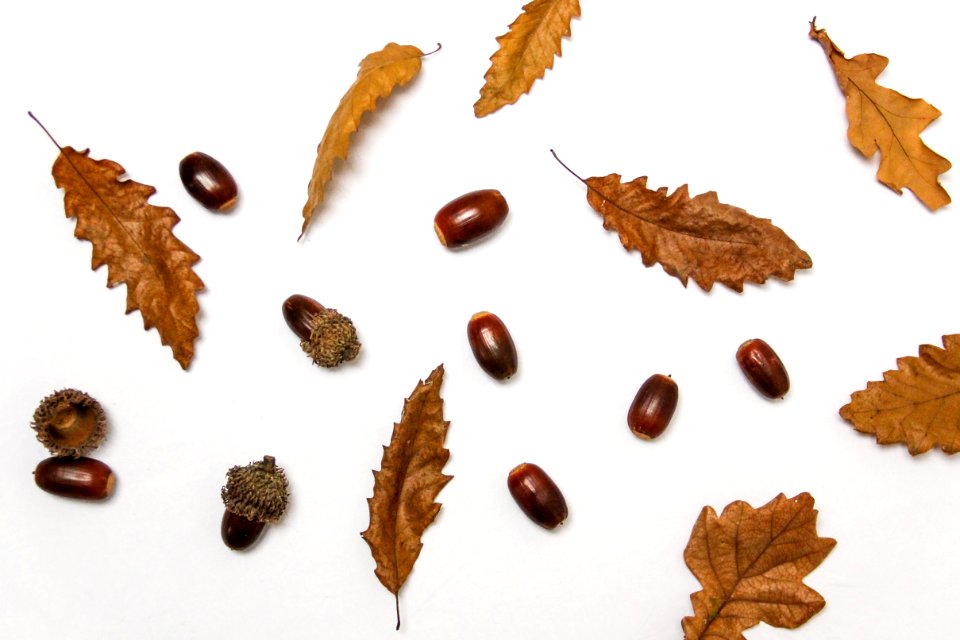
top-left (840, 335), bottom-right (960, 455)
top-left (361, 364), bottom-right (451, 630)
top-left (301, 43), bottom-right (425, 239)
top-left (810, 19), bottom-right (951, 210)
top-left (49, 144), bottom-right (203, 369)
top-left (553, 153), bottom-right (812, 291)
top-left (682, 493), bottom-right (836, 640)
top-left (474, 0), bottom-right (580, 117)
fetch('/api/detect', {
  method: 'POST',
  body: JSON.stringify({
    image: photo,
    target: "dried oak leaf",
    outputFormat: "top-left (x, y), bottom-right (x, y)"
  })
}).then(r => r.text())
top-left (682, 493), bottom-right (836, 640)
top-left (301, 43), bottom-right (426, 239)
top-left (840, 335), bottom-right (960, 455)
top-left (39, 119), bottom-right (203, 369)
top-left (362, 364), bottom-right (451, 630)
top-left (553, 153), bottom-right (811, 292)
top-left (474, 0), bottom-right (580, 117)
top-left (810, 19), bottom-right (951, 211)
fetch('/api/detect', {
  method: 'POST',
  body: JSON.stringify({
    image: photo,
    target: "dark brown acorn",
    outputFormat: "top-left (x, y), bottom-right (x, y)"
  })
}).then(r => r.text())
top-left (31, 388), bottom-right (107, 457)
top-left (507, 463), bottom-right (568, 529)
top-left (434, 189), bottom-right (508, 248)
top-left (282, 294), bottom-right (360, 368)
top-left (220, 455), bottom-right (289, 551)
top-left (627, 374), bottom-right (678, 440)
top-left (737, 338), bottom-right (790, 399)
top-left (467, 311), bottom-right (518, 380)
top-left (179, 151), bottom-right (238, 211)
top-left (35, 456), bottom-right (115, 500)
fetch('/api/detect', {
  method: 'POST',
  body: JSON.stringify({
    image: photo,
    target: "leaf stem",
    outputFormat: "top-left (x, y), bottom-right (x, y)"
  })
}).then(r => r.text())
top-left (28, 112), bottom-right (64, 151)
top-left (395, 593), bottom-right (401, 631)
top-left (549, 149), bottom-right (588, 185)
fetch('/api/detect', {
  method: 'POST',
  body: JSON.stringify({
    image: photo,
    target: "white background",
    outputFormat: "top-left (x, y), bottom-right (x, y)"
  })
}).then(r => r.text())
top-left (1, 1), bottom-right (957, 638)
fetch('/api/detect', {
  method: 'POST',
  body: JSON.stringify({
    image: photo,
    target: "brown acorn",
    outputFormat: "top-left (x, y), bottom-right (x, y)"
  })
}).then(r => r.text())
top-left (467, 311), bottom-right (518, 380)
top-left (35, 456), bottom-right (115, 500)
top-left (736, 338), bottom-right (790, 399)
top-left (627, 374), bottom-right (678, 440)
top-left (282, 294), bottom-right (361, 368)
top-left (434, 189), bottom-right (508, 248)
top-left (179, 151), bottom-right (239, 211)
top-left (220, 455), bottom-right (289, 550)
top-left (31, 388), bottom-right (106, 457)
top-left (507, 463), bottom-right (568, 529)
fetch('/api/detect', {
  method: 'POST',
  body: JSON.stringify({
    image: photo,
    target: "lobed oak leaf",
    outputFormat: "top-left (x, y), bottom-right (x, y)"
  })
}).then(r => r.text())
top-left (682, 493), bottom-right (836, 640)
top-left (361, 365), bottom-right (452, 629)
top-left (840, 335), bottom-right (960, 455)
top-left (35, 116), bottom-right (203, 368)
top-left (474, 0), bottom-right (580, 117)
top-left (552, 152), bottom-right (811, 292)
top-left (301, 43), bottom-right (427, 239)
top-left (810, 19), bottom-right (951, 211)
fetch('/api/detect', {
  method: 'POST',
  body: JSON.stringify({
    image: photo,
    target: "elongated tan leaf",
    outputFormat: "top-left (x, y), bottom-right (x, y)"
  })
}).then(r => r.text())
top-left (301, 43), bottom-right (424, 239)
top-left (50, 145), bottom-right (203, 369)
top-left (682, 493), bottom-right (836, 640)
top-left (362, 365), bottom-right (451, 629)
top-left (840, 335), bottom-right (960, 455)
top-left (474, 0), bottom-right (580, 117)
top-left (810, 19), bottom-right (951, 210)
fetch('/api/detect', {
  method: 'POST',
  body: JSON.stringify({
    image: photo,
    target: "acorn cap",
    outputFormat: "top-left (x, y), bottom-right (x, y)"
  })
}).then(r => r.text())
top-left (301, 307), bottom-right (361, 368)
top-left (31, 388), bottom-right (107, 457)
top-left (221, 455), bottom-right (290, 523)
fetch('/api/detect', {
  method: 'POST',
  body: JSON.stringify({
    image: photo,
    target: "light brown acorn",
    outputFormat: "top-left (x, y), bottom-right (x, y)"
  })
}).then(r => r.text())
top-left (507, 463), bottom-right (568, 529)
top-left (627, 374), bottom-right (679, 440)
top-left (282, 294), bottom-right (360, 368)
top-left (434, 189), bottom-right (508, 248)
top-left (31, 388), bottom-right (106, 457)
top-left (220, 455), bottom-right (290, 551)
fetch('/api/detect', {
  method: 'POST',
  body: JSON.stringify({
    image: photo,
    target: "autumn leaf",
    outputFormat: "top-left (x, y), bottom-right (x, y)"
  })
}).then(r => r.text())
top-left (362, 364), bottom-right (452, 630)
top-left (33, 114), bottom-right (203, 369)
top-left (552, 151), bottom-right (812, 292)
top-left (301, 43), bottom-right (427, 239)
top-left (840, 335), bottom-right (960, 455)
top-left (682, 493), bottom-right (836, 640)
top-left (474, 0), bottom-right (580, 117)
top-left (810, 19), bottom-right (951, 211)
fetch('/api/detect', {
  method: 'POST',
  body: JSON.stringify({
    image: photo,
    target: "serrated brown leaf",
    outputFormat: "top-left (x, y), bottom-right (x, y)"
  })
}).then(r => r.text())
top-left (361, 364), bottom-right (452, 629)
top-left (50, 145), bottom-right (203, 369)
top-left (840, 335), bottom-right (960, 455)
top-left (301, 43), bottom-right (425, 239)
top-left (682, 493), bottom-right (836, 640)
top-left (554, 154), bottom-right (812, 292)
top-left (810, 19), bottom-right (951, 211)
top-left (474, 0), bottom-right (580, 117)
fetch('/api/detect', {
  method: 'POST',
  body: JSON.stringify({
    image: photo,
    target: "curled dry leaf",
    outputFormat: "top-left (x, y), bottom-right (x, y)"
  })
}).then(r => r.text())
top-left (810, 19), bottom-right (951, 211)
top-left (552, 152), bottom-right (811, 292)
top-left (301, 43), bottom-right (427, 239)
top-left (840, 335), bottom-right (960, 455)
top-left (33, 114), bottom-right (203, 369)
top-left (361, 365), bottom-right (452, 629)
top-left (474, 0), bottom-right (581, 117)
top-left (682, 493), bottom-right (836, 640)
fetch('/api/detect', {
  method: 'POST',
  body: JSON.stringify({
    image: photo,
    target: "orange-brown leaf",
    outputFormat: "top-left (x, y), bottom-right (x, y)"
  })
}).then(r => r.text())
top-left (52, 147), bottom-right (203, 369)
top-left (810, 19), bottom-right (951, 211)
top-left (566, 161), bottom-right (811, 291)
top-left (361, 365), bottom-right (452, 629)
top-left (682, 493), bottom-right (836, 640)
top-left (474, 0), bottom-right (580, 117)
top-left (301, 43), bottom-right (424, 239)
top-left (840, 335), bottom-right (960, 455)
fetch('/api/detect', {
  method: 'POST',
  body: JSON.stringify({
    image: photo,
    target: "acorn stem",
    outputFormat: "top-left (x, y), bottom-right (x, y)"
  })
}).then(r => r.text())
top-left (261, 455), bottom-right (276, 470)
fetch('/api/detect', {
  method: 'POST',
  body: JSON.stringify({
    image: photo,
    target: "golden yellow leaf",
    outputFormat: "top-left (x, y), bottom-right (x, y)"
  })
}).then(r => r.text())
top-left (361, 365), bottom-right (452, 629)
top-left (301, 43), bottom-right (425, 239)
top-left (810, 19), bottom-right (951, 211)
top-left (840, 335), bottom-right (960, 455)
top-left (682, 493), bottom-right (836, 640)
top-left (474, 0), bottom-right (580, 117)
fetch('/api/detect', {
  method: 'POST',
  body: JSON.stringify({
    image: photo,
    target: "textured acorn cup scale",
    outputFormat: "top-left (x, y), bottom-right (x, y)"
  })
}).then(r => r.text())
top-left (282, 294), bottom-right (360, 368)
top-left (32, 388), bottom-right (107, 457)
top-left (221, 455), bottom-right (290, 550)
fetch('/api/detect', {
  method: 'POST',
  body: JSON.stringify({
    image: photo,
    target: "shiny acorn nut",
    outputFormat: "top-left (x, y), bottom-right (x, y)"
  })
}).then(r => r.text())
top-left (627, 374), bottom-right (679, 440)
top-left (221, 511), bottom-right (267, 551)
top-left (737, 338), bottom-right (790, 399)
top-left (34, 456), bottom-right (115, 500)
top-left (508, 463), bottom-right (568, 529)
top-left (179, 151), bottom-right (238, 211)
top-left (282, 294), bottom-right (361, 368)
top-left (434, 189), bottom-right (508, 248)
top-left (467, 312), bottom-right (518, 380)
